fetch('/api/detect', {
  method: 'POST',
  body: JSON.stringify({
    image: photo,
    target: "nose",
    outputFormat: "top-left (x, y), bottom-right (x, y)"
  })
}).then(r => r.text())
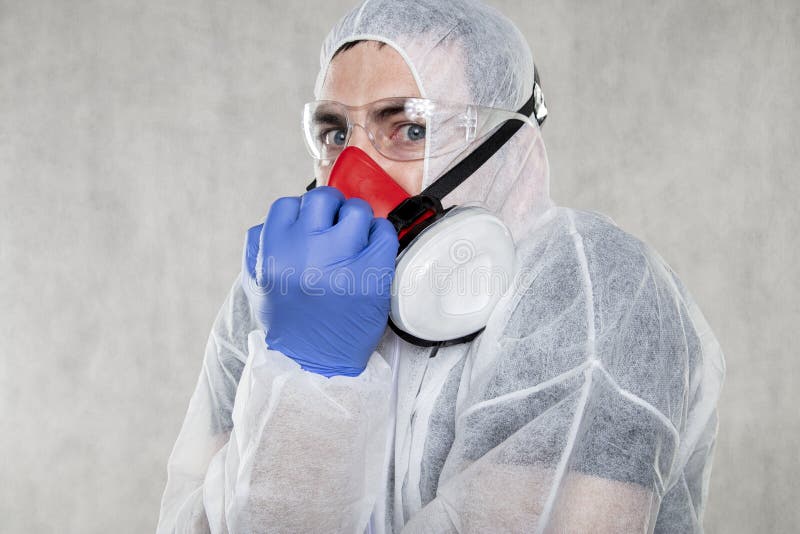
top-left (347, 124), bottom-right (383, 162)
top-left (317, 123), bottom-right (384, 187)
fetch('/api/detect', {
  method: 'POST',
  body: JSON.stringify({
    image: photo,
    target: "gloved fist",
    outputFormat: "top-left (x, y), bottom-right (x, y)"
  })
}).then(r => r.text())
top-left (242, 186), bottom-right (399, 377)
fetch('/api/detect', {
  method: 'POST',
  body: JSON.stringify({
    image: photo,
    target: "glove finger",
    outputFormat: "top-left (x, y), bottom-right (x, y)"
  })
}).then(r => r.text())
top-left (330, 197), bottom-right (374, 256)
top-left (366, 217), bottom-right (400, 267)
top-left (265, 196), bottom-right (301, 231)
top-left (298, 186), bottom-right (345, 232)
top-left (363, 218), bottom-right (399, 296)
top-left (260, 197), bottom-right (301, 284)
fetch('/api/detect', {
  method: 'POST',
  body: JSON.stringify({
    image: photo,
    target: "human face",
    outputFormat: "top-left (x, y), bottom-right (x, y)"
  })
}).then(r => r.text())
top-left (317, 41), bottom-right (424, 195)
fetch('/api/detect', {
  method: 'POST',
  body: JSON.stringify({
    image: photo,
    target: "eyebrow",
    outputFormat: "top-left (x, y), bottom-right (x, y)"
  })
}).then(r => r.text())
top-left (312, 110), bottom-right (346, 124)
top-left (372, 104), bottom-right (407, 120)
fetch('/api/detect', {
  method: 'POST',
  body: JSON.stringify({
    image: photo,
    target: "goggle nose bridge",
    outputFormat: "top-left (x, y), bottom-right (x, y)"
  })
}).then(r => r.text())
top-left (342, 121), bottom-right (387, 158)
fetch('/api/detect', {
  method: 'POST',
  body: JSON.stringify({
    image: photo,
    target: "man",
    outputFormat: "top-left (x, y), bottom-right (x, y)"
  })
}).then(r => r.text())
top-left (158, 1), bottom-right (725, 532)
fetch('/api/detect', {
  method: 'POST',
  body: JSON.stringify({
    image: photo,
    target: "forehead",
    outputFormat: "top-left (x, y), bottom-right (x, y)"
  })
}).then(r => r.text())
top-left (319, 41), bottom-right (421, 106)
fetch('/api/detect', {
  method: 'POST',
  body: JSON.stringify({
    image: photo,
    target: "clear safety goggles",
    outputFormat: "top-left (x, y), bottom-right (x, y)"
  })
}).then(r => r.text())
top-left (302, 97), bottom-right (537, 162)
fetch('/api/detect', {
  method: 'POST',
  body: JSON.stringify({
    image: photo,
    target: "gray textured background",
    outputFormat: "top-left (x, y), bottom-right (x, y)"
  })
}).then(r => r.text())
top-left (1, 1), bottom-right (797, 532)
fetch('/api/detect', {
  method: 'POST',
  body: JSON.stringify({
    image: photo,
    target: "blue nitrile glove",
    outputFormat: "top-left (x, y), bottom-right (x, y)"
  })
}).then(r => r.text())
top-left (242, 186), bottom-right (399, 377)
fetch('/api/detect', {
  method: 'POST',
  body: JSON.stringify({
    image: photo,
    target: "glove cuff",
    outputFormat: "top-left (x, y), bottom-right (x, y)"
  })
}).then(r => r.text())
top-left (265, 334), bottom-right (366, 378)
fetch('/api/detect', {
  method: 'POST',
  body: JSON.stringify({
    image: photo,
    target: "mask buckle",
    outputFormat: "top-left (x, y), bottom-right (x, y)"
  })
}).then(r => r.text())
top-left (387, 194), bottom-right (444, 245)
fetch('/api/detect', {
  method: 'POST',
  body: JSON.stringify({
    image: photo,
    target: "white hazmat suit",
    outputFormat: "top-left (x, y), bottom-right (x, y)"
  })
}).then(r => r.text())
top-left (157, 1), bottom-right (725, 532)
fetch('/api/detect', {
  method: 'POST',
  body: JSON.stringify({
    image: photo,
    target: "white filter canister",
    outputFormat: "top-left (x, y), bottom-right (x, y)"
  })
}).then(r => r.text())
top-left (391, 206), bottom-right (516, 341)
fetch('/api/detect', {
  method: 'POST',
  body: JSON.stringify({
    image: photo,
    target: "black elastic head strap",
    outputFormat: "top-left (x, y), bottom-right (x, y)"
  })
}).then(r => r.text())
top-left (388, 317), bottom-right (484, 348)
top-left (418, 84), bottom-right (538, 202)
top-left (384, 83), bottom-right (539, 237)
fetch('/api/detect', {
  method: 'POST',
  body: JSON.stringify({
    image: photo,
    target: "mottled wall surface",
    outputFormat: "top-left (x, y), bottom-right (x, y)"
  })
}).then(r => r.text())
top-left (1, 1), bottom-right (796, 532)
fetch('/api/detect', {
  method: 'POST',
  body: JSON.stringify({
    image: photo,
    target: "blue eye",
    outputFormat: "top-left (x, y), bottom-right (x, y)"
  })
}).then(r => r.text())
top-left (405, 124), bottom-right (426, 141)
top-left (322, 129), bottom-right (347, 146)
